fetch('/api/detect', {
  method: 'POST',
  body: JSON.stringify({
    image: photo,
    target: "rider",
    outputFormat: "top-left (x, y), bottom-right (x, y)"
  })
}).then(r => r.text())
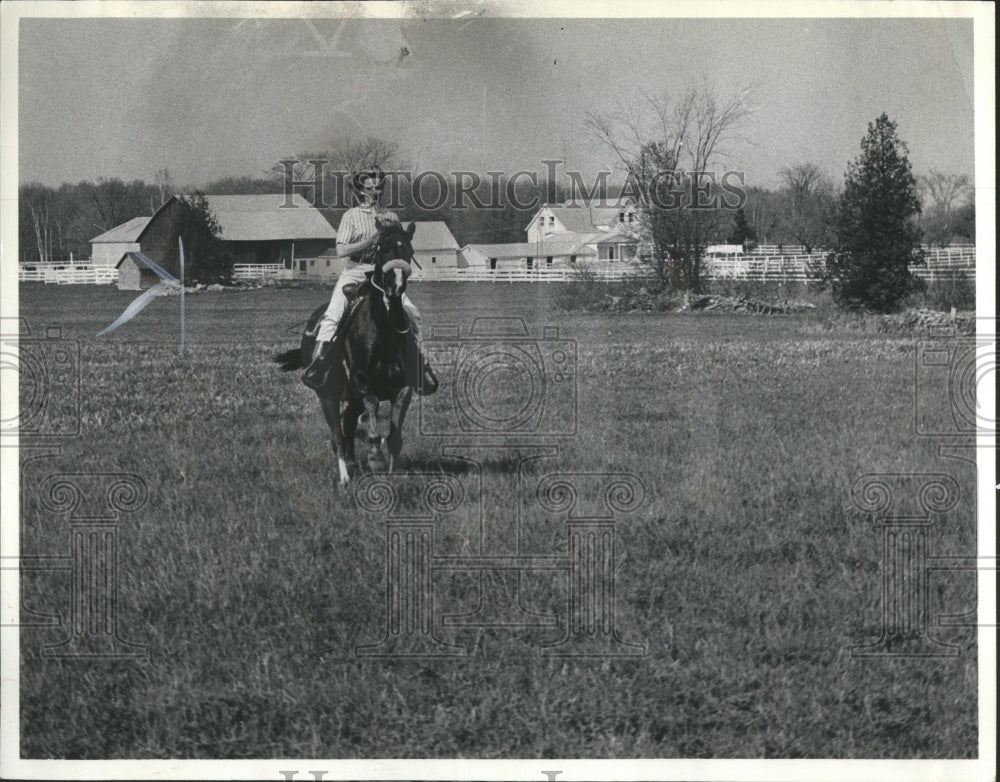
top-left (303, 167), bottom-right (433, 391)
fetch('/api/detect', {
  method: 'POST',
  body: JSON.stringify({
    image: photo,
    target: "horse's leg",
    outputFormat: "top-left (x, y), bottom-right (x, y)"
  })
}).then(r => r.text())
top-left (320, 390), bottom-right (350, 486)
top-left (362, 394), bottom-right (382, 469)
top-left (338, 396), bottom-right (363, 486)
top-left (386, 386), bottom-right (413, 473)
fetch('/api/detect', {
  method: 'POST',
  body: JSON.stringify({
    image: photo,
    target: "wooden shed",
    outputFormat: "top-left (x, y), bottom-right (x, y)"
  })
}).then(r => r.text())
top-left (115, 252), bottom-right (162, 291)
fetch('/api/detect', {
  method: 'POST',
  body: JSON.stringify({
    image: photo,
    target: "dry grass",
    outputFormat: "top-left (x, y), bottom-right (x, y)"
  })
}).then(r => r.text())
top-left (17, 282), bottom-right (977, 758)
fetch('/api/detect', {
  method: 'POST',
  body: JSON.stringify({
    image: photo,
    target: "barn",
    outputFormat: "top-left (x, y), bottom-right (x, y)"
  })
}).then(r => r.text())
top-left (90, 216), bottom-right (150, 268)
top-left (410, 221), bottom-right (460, 274)
top-left (130, 193), bottom-right (337, 287)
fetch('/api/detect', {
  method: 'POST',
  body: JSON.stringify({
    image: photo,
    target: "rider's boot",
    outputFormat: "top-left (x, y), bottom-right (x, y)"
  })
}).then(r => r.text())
top-left (303, 339), bottom-right (338, 390)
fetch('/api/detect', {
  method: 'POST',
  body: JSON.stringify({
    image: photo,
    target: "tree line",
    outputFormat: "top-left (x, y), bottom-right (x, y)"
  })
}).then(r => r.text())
top-left (19, 107), bottom-right (973, 312)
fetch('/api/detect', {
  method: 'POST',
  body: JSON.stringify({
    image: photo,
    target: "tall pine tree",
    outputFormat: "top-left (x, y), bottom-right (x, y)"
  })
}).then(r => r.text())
top-left (164, 194), bottom-right (233, 285)
top-left (826, 114), bottom-right (924, 312)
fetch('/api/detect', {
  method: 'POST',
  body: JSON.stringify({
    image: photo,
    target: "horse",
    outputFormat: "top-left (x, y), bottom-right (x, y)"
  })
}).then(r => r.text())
top-left (274, 220), bottom-right (429, 485)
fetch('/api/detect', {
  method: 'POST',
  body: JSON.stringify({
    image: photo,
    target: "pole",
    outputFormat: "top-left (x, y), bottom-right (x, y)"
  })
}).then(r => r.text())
top-left (178, 237), bottom-right (186, 353)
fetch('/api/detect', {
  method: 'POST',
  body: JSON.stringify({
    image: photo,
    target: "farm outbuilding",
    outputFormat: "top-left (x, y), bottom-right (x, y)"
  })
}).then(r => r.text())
top-left (115, 252), bottom-right (162, 291)
top-left (583, 229), bottom-right (640, 261)
top-left (410, 221), bottom-right (460, 274)
top-left (460, 238), bottom-right (596, 271)
top-left (132, 193), bottom-right (338, 286)
top-left (90, 216), bottom-right (151, 268)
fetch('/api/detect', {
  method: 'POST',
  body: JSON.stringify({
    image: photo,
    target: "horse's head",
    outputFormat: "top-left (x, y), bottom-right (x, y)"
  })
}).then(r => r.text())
top-left (372, 220), bottom-right (416, 301)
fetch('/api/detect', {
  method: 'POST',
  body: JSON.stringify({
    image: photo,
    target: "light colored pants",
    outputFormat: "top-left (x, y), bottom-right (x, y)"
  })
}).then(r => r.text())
top-left (315, 262), bottom-right (421, 343)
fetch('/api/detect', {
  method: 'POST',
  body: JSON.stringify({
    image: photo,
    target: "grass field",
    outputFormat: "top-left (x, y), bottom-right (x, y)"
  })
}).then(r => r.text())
top-left (14, 281), bottom-right (978, 759)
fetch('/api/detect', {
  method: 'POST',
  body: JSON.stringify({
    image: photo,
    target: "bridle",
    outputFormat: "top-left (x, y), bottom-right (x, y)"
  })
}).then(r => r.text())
top-left (370, 233), bottom-right (414, 335)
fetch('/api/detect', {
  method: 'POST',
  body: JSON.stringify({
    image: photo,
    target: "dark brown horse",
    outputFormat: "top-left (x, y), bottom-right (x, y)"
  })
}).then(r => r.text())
top-left (274, 220), bottom-right (430, 485)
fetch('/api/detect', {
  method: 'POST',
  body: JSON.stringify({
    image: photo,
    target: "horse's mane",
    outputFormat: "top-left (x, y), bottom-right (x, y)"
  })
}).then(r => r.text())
top-left (378, 220), bottom-right (410, 242)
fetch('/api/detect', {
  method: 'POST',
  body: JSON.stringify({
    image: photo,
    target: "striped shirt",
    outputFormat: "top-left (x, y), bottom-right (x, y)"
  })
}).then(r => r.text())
top-left (336, 204), bottom-right (400, 264)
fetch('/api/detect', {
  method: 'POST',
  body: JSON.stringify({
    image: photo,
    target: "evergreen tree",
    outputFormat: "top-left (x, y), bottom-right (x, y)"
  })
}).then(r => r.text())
top-left (726, 207), bottom-right (757, 248)
top-left (164, 194), bottom-right (233, 285)
top-left (826, 114), bottom-right (924, 312)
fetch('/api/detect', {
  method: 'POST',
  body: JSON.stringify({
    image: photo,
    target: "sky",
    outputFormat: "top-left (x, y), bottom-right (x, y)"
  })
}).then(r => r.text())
top-left (15, 11), bottom-right (976, 192)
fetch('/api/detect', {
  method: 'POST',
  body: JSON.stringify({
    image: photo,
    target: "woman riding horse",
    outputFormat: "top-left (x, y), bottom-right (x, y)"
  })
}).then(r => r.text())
top-left (274, 217), bottom-right (436, 485)
top-left (303, 167), bottom-right (434, 391)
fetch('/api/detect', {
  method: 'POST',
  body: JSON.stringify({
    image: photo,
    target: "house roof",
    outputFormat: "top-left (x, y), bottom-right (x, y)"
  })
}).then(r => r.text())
top-left (115, 251), bottom-right (151, 270)
top-left (90, 216), bottom-right (151, 244)
top-left (411, 221), bottom-right (459, 251)
top-left (533, 198), bottom-right (636, 234)
top-left (587, 229), bottom-right (636, 245)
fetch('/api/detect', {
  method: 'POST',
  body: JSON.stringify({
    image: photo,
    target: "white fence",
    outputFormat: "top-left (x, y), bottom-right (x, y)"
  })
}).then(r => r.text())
top-left (704, 253), bottom-right (826, 282)
top-left (18, 263), bottom-right (118, 284)
top-left (21, 246), bottom-right (976, 285)
top-left (231, 264), bottom-right (296, 281)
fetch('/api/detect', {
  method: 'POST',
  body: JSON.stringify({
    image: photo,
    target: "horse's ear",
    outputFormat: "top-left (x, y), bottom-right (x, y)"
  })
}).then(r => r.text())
top-left (405, 221), bottom-right (415, 239)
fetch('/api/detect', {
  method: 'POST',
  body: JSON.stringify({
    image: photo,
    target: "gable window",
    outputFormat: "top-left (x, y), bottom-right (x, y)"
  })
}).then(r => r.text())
top-left (549, 215), bottom-right (555, 226)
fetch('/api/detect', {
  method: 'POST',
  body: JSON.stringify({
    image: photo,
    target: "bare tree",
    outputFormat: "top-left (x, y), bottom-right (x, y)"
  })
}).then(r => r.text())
top-left (920, 170), bottom-right (971, 215)
top-left (587, 84), bottom-right (755, 291)
top-left (918, 170), bottom-right (974, 247)
top-left (22, 185), bottom-right (53, 263)
top-left (154, 168), bottom-right (173, 207)
top-left (777, 162), bottom-right (836, 252)
top-left (275, 136), bottom-right (402, 208)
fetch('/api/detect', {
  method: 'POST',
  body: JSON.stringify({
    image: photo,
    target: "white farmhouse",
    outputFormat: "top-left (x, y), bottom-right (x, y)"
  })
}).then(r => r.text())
top-left (525, 198), bottom-right (638, 243)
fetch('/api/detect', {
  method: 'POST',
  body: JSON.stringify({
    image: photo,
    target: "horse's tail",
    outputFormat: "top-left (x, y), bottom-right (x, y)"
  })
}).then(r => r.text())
top-left (272, 348), bottom-right (303, 372)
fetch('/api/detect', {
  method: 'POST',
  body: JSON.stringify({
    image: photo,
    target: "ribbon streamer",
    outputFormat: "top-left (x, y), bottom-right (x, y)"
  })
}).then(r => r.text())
top-left (97, 251), bottom-right (181, 337)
